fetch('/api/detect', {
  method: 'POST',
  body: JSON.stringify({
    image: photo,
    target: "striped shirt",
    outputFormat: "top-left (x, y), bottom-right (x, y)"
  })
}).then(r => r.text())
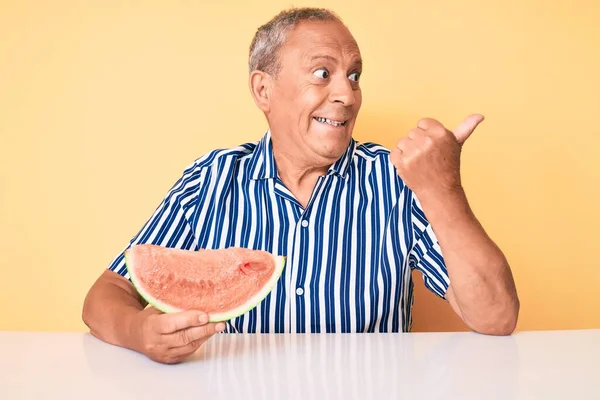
top-left (108, 130), bottom-right (449, 333)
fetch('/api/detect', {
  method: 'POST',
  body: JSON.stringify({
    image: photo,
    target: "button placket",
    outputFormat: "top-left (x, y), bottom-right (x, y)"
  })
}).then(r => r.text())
top-left (289, 176), bottom-right (329, 332)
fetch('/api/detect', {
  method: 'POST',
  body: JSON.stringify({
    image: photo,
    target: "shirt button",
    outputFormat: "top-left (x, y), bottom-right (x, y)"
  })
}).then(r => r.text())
top-left (301, 220), bottom-right (309, 228)
top-left (296, 287), bottom-right (304, 296)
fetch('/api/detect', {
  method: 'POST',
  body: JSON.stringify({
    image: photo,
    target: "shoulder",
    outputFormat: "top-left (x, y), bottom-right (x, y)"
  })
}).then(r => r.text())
top-left (186, 141), bottom-right (258, 173)
top-left (352, 140), bottom-right (416, 205)
top-left (354, 141), bottom-right (392, 161)
top-left (352, 141), bottom-right (398, 174)
top-left (352, 142), bottom-right (433, 234)
top-left (164, 140), bottom-right (258, 202)
top-left (173, 140), bottom-right (259, 188)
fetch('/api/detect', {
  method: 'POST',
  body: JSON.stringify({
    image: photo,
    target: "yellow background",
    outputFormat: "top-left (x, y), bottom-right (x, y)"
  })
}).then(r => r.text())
top-left (1, 0), bottom-right (598, 332)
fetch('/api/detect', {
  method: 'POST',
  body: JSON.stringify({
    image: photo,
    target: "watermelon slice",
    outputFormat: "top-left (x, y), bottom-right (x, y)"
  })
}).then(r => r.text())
top-left (124, 244), bottom-right (286, 322)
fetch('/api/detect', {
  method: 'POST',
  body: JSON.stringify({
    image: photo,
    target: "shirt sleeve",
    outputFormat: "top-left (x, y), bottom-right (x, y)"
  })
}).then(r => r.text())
top-left (106, 163), bottom-right (203, 280)
top-left (408, 195), bottom-right (450, 299)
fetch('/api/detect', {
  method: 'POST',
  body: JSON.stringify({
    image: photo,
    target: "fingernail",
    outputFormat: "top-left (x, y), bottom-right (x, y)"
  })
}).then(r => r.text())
top-left (199, 314), bottom-right (209, 324)
top-left (215, 322), bottom-right (226, 332)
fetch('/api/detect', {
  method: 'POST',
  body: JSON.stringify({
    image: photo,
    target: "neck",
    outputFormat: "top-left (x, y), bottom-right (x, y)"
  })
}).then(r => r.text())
top-left (271, 141), bottom-right (331, 208)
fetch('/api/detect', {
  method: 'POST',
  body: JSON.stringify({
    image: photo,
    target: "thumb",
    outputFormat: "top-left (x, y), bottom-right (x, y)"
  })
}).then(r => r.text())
top-left (453, 114), bottom-right (485, 144)
top-left (144, 306), bottom-right (164, 315)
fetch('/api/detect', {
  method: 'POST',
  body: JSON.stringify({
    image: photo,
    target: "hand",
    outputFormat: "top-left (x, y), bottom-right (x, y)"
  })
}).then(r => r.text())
top-left (390, 114), bottom-right (485, 198)
top-left (132, 306), bottom-right (226, 364)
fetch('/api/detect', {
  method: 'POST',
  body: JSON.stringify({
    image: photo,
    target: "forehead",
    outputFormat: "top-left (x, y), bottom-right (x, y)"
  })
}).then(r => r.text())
top-left (282, 21), bottom-right (361, 60)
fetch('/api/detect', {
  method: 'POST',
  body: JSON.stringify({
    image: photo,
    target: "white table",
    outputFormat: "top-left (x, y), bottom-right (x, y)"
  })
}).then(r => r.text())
top-left (1, 329), bottom-right (598, 399)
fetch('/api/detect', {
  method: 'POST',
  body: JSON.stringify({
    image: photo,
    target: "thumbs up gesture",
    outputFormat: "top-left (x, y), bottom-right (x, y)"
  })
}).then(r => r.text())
top-left (390, 114), bottom-right (484, 197)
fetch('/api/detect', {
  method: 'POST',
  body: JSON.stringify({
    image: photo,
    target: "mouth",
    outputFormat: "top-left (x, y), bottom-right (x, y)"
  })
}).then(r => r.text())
top-left (313, 116), bottom-right (348, 127)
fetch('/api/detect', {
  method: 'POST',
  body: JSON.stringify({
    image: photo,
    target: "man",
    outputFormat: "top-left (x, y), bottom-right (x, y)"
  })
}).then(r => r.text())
top-left (83, 7), bottom-right (519, 364)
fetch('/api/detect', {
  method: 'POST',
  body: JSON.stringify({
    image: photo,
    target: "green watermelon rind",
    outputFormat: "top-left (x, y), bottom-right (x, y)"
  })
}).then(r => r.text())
top-left (124, 248), bottom-right (287, 323)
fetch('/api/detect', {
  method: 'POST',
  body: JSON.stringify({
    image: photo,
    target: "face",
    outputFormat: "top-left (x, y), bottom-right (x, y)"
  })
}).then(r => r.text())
top-left (259, 21), bottom-right (363, 168)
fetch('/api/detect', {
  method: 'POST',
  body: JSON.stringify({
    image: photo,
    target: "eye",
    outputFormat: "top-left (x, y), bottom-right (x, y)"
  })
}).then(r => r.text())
top-left (348, 71), bottom-right (361, 82)
top-left (313, 68), bottom-right (329, 79)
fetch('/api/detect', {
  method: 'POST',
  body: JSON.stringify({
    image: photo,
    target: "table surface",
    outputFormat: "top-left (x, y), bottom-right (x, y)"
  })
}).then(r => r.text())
top-left (1, 329), bottom-right (599, 399)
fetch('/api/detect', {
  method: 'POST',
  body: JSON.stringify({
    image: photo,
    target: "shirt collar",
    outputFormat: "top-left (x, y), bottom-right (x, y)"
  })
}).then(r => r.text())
top-left (249, 130), bottom-right (356, 180)
top-left (249, 130), bottom-right (278, 180)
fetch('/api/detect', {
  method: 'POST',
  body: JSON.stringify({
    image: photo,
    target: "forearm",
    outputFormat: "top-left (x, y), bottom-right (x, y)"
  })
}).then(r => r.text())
top-left (418, 188), bottom-right (519, 335)
top-left (82, 271), bottom-right (146, 350)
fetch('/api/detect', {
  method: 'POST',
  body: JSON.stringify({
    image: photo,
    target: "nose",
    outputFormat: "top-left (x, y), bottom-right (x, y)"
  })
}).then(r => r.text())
top-left (328, 75), bottom-right (356, 106)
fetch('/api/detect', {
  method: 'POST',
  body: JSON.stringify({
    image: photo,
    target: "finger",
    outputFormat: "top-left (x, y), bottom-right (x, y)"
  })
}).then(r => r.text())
top-left (144, 306), bottom-right (163, 315)
top-left (407, 127), bottom-right (426, 140)
top-left (168, 322), bottom-right (227, 347)
top-left (397, 137), bottom-right (419, 157)
top-left (168, 337), bottom-right (209, 359)
top-left (157, 310), bottom-right (210, 334)
top-left (453, 114), bottom-right (484, 144)
top-left (410, 131), bottom-right (433, 149)
top-left (170, 322), bottom-right (227, 358)
top-left (417, 117), bottom-right (445, 133)
top-left (165, 350), bottom-right (200, 364)
top-left (396, 137), bottom-right (410, 153)
top-left (390, 147), bottom-right (402, 165)
top-left (160, 350), bottom-right (199, 365)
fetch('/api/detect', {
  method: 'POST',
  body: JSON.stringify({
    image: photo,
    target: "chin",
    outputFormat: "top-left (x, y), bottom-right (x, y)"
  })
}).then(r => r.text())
top-left (315, 138), bottom-right (350, 159)
top-left (306, 120), bottom-right (353, 156)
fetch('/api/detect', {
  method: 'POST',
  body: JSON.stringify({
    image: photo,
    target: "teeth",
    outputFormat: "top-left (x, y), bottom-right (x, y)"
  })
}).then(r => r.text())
top-left (315, 117), bottom-right (344, 126)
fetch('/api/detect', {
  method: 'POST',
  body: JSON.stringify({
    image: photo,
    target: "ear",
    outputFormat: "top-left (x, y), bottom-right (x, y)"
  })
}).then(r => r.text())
top-left (249, 70), bottom-right (272, 113)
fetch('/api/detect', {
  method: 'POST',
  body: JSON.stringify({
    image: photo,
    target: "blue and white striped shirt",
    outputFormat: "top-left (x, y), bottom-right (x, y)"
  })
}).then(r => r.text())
top-left (108, 131), bottom-right (449, 333)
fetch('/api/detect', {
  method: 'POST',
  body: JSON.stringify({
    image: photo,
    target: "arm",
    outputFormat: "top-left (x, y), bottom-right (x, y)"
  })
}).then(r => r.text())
top-left (82, 270), bottom-right (224, 364)
top-left (82, 162), bottom-right (225, 363)
top-left (417, 187), bottom-right (519, 335)
top-left (82, 270), bottom-right (147, 350)
top-left (392, 114), bottom-right (519, 335)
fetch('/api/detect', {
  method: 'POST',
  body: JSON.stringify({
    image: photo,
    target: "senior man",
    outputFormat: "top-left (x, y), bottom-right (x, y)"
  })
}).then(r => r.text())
top-left (83, 7), bottom-right (519, 364)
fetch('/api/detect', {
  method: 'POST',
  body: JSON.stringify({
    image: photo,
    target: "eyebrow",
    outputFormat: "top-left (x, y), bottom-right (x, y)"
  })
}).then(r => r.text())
top-left (309, 54), bottom-right (363, 68)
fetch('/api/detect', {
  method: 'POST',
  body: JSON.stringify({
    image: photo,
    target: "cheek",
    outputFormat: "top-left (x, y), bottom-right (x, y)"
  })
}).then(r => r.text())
top-left (300, 86), bottom-right (326, 113)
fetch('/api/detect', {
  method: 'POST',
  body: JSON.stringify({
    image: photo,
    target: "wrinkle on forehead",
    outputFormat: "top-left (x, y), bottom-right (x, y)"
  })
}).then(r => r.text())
top-left (285, 22), bottom-right (361, 61)
top-left (295, 32), bottom-right (359, 50)
top-left (301, 47), bottom-right (363, 67)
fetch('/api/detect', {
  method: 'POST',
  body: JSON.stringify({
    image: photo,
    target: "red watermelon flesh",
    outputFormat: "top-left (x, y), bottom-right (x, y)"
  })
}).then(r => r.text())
top-left (124, 244), bottom-right (286, 321)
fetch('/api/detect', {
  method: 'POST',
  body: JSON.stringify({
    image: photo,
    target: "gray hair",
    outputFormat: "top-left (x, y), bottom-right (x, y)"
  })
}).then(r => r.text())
top-left (248, 7), bottom-right (343, 76)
